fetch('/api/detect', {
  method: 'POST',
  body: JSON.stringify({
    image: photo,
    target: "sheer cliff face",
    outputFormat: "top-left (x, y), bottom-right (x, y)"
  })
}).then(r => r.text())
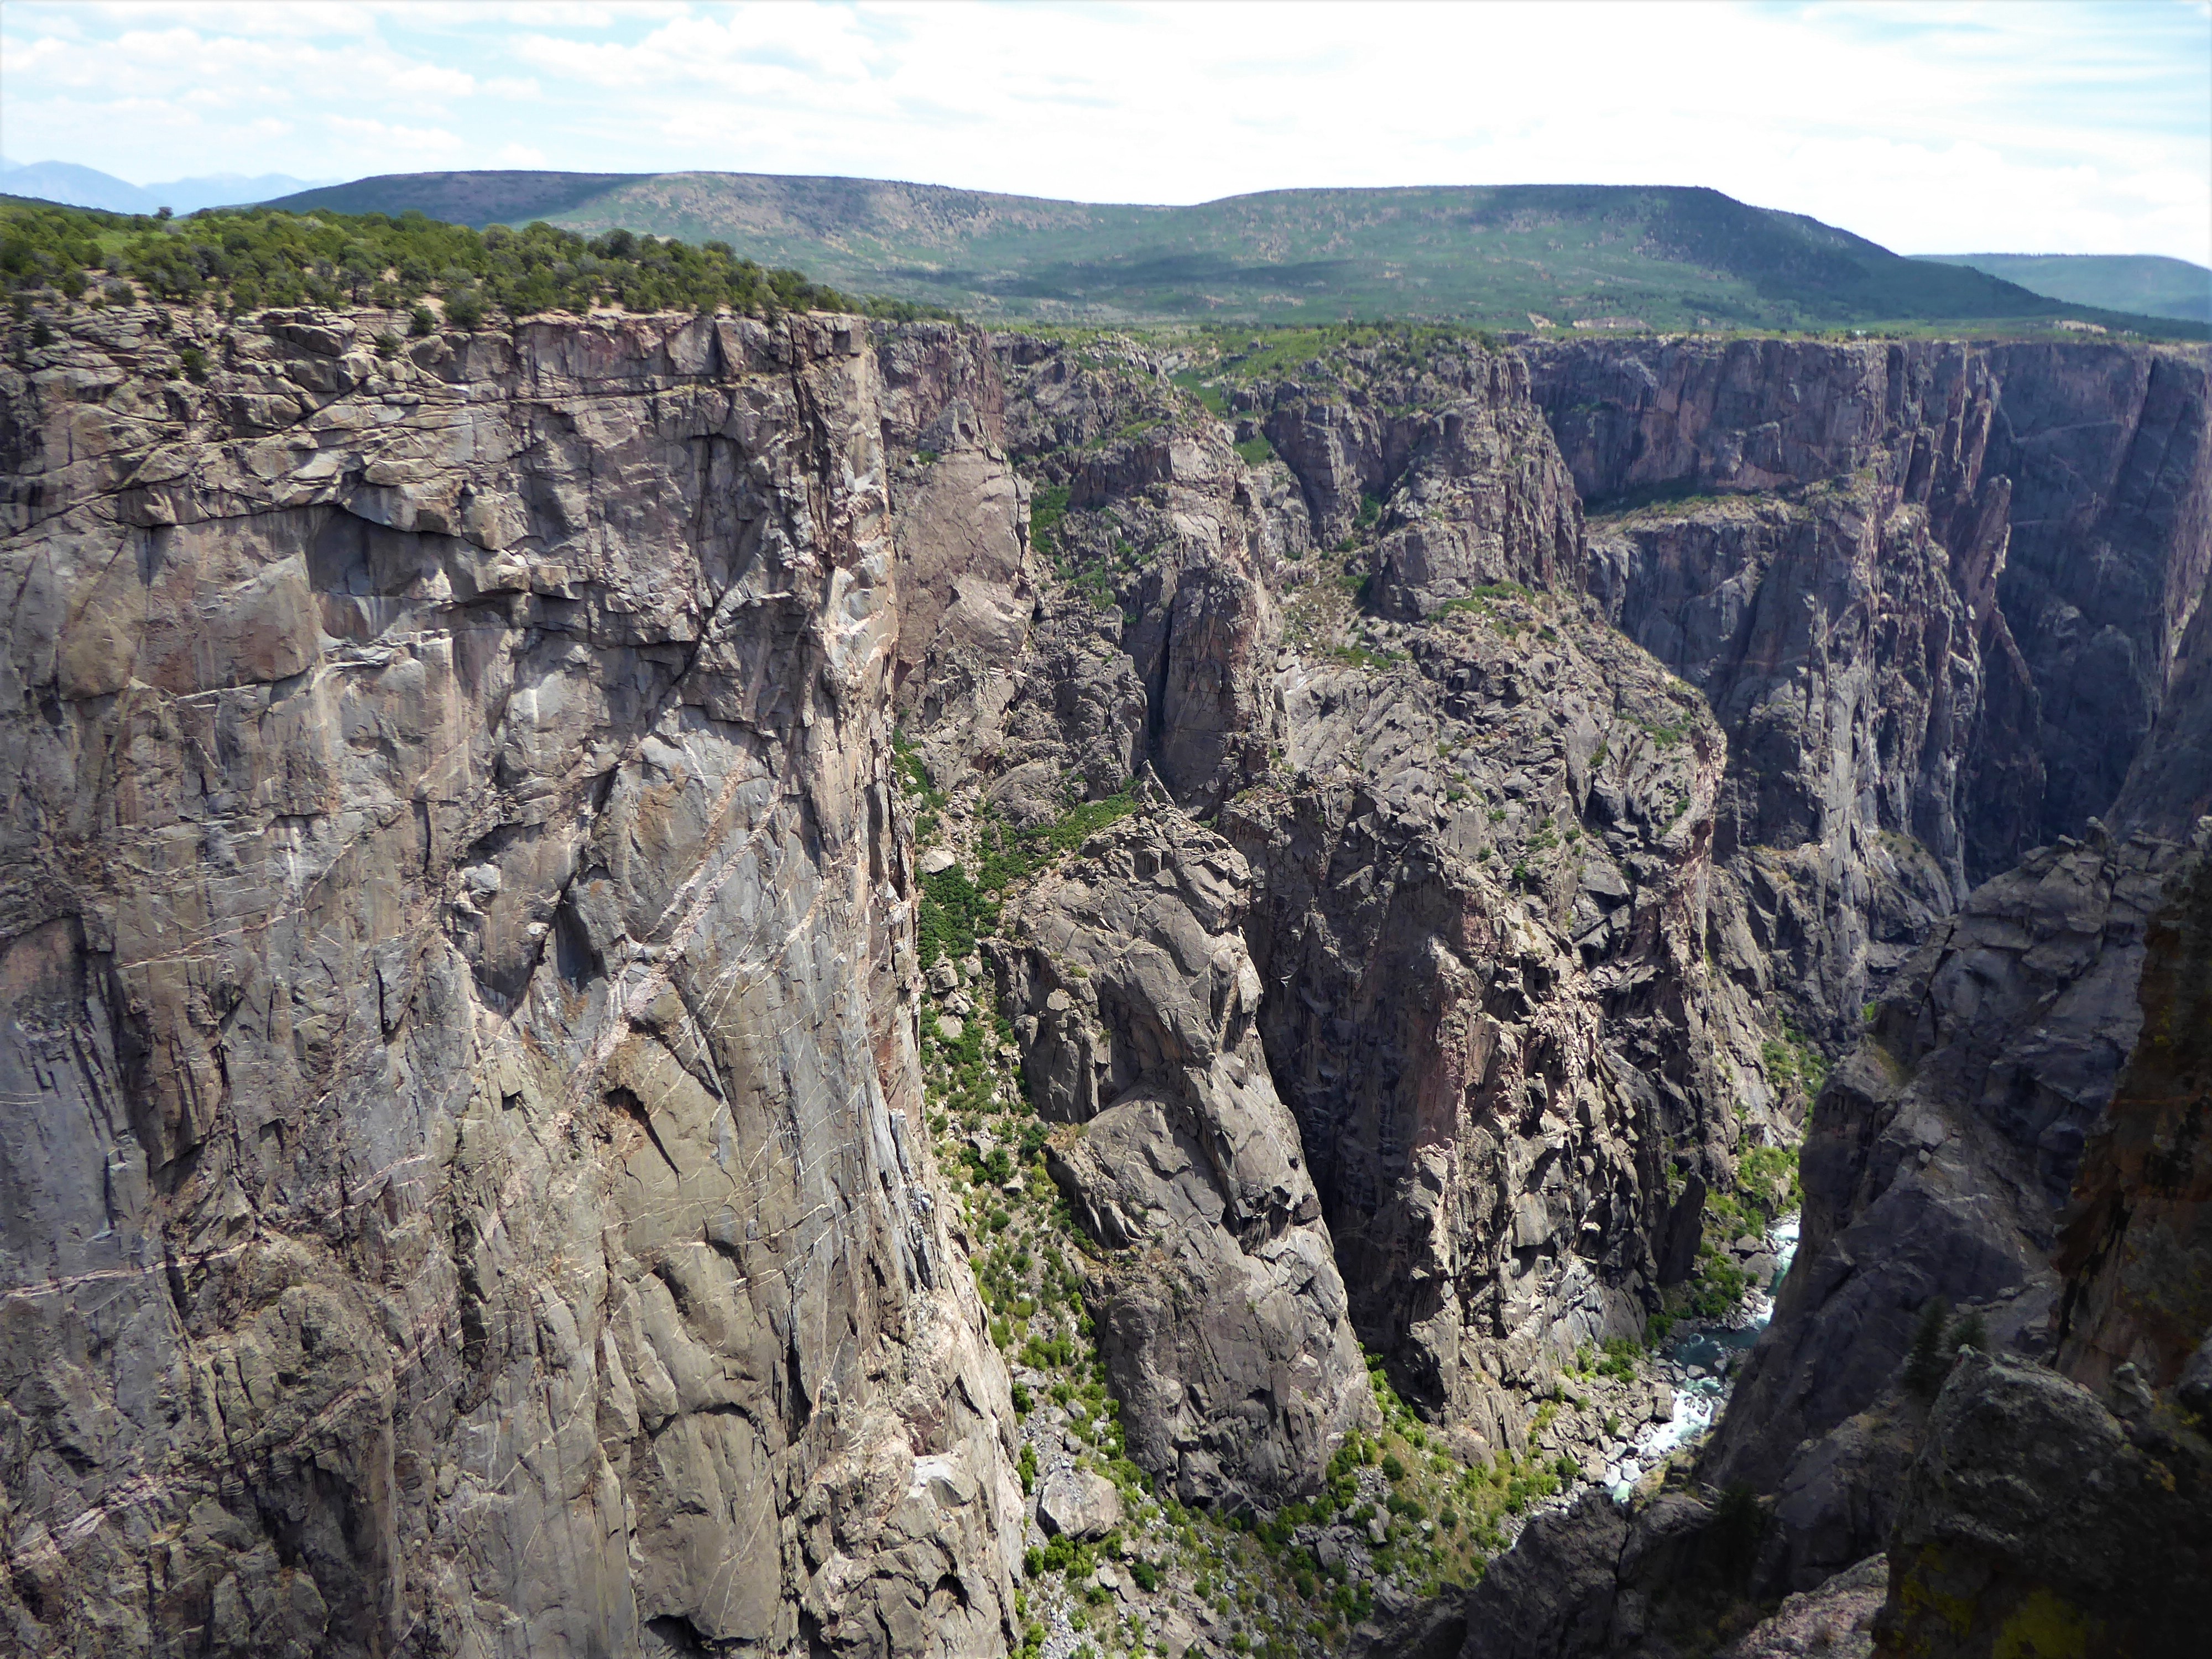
top-left (1600, 337), bottom-right (2212, 1609)
top-left (1528, 337), bottom-right (2211, 1046)
top-left (1530, 337), bottom-right (2211, 874)
top-left (0, 311), bottom-right (1024, 1657)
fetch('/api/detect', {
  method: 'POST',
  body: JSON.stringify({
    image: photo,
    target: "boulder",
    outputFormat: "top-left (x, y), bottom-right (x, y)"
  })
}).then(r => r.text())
top-left (1036, 1468), bottom-right (1123, 1541)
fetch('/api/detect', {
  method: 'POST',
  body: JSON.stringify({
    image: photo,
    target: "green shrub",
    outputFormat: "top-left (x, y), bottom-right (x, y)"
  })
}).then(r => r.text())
top-left (1736, 1142), bottom-right (1799, 1209)
top-left (1027, 482), bottom-right (1071, 549)
top-left (444, 289), bottom-right (487, 330)
top-left (1948, 1308), bottom-right (1988, 1356)
top-left (0, 197), bottom-right (890, 331)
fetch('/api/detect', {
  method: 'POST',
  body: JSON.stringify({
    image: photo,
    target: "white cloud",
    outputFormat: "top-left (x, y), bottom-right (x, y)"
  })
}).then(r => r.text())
top-left (498, 141), bottom-right (548, 166)
top-left (326, 115), bottom-right (462, 155)
top-left (0, 0), bottom-right (2203, 260)
top-left (392, 62), bottom-right (476, 99)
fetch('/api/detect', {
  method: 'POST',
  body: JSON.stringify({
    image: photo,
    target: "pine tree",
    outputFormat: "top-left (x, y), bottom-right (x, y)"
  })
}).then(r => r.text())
top-left (1904, 1295), bottom-right (1952, 1397)
top-left (1948, 1307), bottom-right (1988, 1357)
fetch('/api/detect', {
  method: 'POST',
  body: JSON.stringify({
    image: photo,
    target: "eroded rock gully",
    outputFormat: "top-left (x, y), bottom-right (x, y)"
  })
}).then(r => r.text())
top-left (3, 307), bottom-right (2209, 1659)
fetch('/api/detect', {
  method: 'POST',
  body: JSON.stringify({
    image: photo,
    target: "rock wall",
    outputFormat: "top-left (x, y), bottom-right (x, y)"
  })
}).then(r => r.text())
top-left (0, 307), bottom-right (1025, 1657)
top-left (1877, 1350), bottom-right (2211, 1659)
top-left (1678, 352), bottom-right (2212, 1587)
top-left (8, 302), bottom-right (2204, 1658)
top-left (2051, 853), bottom-right (2212, 1377)
top-left (1705, 830), bottom-right (2180, 1495)
top-left (997, 812), bottom-right (1373, 1511)
top-left (1253, 348), bottom-right (1583, 617)
top-left (1528, 336), bottom-right (2212, 878)
top-left (1872, 849), bottom-right (2212, 1659)
top-left (1585, 484), bottom-right (1983, 1042)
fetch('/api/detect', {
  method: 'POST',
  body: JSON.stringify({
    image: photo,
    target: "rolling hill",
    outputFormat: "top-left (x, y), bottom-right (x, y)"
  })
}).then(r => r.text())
top-left (246, 170), bottom-right (2207, 338)
top-left (1915, 253), bottom-right (2211, 325)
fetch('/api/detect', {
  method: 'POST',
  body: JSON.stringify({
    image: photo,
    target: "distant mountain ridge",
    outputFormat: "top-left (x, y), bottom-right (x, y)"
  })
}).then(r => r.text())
top-left (1916, 252), bottom-right (2212, 325)
top-left (262, 169), bottom-right (2196, 336)
top-left (1, 160), bottom-right (332, 215)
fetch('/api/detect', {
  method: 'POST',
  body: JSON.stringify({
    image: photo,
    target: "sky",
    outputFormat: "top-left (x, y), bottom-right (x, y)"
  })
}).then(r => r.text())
top-left (2, 0), bottom-right (2208, 262)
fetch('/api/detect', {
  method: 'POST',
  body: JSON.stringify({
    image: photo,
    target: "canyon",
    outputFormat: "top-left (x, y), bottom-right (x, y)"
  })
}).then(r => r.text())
top-left (1, 302), bottom-right (2206, 1659)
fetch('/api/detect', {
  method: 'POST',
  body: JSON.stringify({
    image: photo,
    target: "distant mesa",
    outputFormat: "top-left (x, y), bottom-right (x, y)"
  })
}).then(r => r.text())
top-left (7, 160), bottom-right (2203, 340)
top-left (248, 170), bottom-right (2197, 337)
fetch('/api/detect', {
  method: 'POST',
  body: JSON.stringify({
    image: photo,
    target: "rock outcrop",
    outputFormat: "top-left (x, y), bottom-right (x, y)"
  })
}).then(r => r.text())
top-left (1877, 1351), bottom-right (2211, 1659)
top-left (986, 332), bottom-right (1787, 1444)
top-left (1255, 341), bottom-right (1582, 611)
top-left (997, 812), bottom-right (1373, 1510)
top-left (1453, 1486), bottom-right (1778, 1659)
top-left (0, 306), bottom-right (1025, 1657)
top-left (1224, 598), bottom-right (1777, 1438)
top-left (2052, 846), bottom-right (2212, 1396)
top-left (1529, 336), bottom-right (2212, 881)
top-left (1705, 831), bottom-right (2182, 1498)
top-left (1584, 485), bottom-right (1984, 1043)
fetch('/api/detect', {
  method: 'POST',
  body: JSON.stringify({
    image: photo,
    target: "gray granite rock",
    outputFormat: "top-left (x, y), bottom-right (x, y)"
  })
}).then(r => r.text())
top-left (1001, 812), bottom-right (1373, 1509)
top-left (1035, 1468), bottom-right (1122, 1541)
top-left (1879, 1351), bottom-right (2212, 1658)
top-left (0, 306), bottom-right (1025, 1658)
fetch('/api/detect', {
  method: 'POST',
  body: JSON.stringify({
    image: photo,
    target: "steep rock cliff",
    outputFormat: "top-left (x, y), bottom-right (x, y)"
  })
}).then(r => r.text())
top-left (0, 307), bottom-right (1026, 1658)
top-left (1253, 348), bottom-right (1582, 617)
top-left (1585, 483), bottom-right (1980, 1043)
top-left (1705, 830), bottom-right (2181, 1496)
top-left (997, 812), bottom-right (1373, 1511)
top-left (10, 298), bottom-right (2204, 1659)
top-left (988, 334), bottom-right (1785, 1452)
top-left (1529, 336), bottom-right (2212, 880)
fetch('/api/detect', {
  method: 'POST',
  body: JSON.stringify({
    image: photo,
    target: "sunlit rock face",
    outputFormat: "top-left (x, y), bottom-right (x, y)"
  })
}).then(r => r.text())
top-left (0, 308), bottom-right (1026, 1658)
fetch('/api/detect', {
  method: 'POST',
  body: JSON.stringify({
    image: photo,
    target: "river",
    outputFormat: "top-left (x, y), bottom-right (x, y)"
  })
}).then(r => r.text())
top-left (1606, 1212), bottom-right (1800, 1499)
